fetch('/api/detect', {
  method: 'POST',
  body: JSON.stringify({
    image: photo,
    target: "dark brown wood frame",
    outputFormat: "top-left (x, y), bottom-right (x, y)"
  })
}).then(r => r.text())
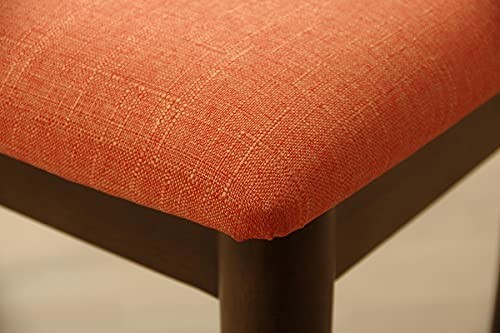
top-left (0, 95), bottom-right (499, 332)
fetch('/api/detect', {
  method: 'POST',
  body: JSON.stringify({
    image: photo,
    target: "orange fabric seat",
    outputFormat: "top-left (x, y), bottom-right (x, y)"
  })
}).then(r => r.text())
top-left (1, 0), bottom-right (498, 240)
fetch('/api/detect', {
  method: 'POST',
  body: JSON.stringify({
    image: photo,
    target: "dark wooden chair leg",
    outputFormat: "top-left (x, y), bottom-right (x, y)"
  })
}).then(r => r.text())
top-left (493, 287), bottom-right (500, 333)
top-left (492, 259), bottom-right (500, 333)
top-left (218, 212), bottom-right (336, 333)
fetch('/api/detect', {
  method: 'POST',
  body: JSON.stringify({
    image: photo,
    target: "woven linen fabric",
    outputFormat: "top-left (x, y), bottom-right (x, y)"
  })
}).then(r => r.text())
top-left (0, 0), bottom-right (499, 240)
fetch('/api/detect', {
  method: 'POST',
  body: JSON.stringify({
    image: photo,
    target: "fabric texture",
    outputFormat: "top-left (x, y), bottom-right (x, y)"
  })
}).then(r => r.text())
top-left (0, 0), bottom-right (499, 240)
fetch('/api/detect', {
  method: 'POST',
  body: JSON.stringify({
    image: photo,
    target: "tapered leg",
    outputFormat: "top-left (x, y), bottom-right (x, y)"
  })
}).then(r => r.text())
top-left (218, 212), bottom-right (336, 333)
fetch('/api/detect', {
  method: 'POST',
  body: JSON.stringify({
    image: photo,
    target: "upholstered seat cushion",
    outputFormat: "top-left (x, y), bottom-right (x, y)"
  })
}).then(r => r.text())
top-left (0, 0), bottom-right (498, 240)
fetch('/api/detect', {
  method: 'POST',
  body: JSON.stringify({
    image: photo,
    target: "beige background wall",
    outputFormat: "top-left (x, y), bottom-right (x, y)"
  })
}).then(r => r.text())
top-left (0, 151), bottom-right (499, 333)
